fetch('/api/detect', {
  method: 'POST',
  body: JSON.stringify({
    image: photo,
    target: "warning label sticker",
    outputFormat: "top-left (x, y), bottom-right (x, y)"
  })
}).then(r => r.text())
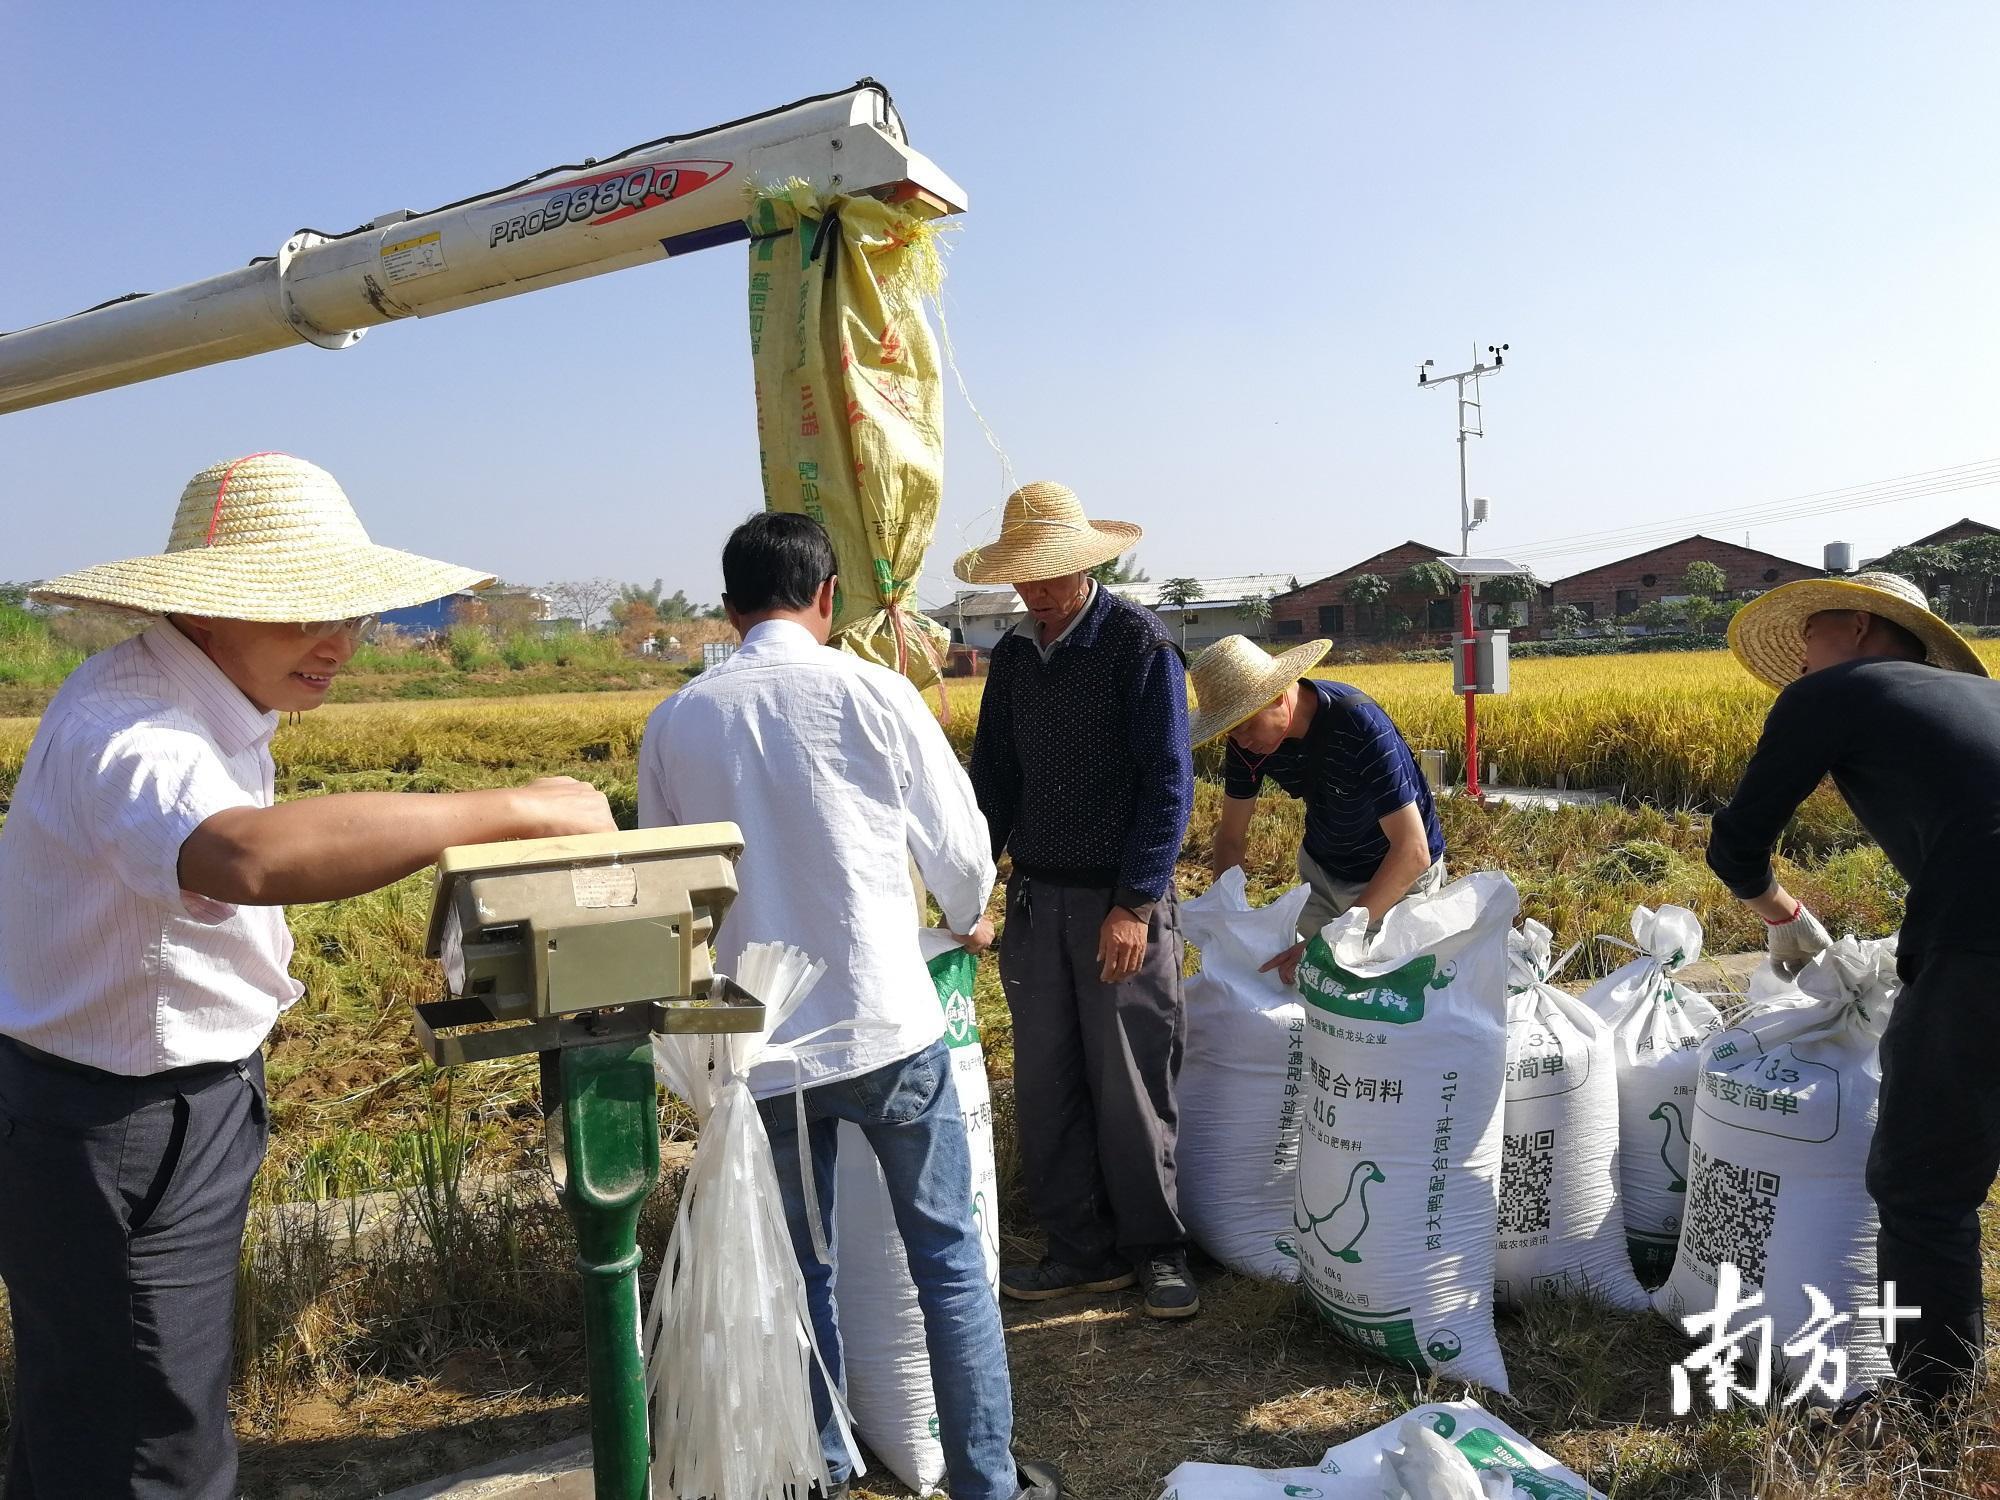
top-left (380, 230), bottom-right (447, 284)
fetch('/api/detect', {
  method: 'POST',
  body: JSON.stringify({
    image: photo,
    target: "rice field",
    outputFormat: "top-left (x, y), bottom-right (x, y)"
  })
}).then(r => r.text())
top-left (0, 646), bottom-right (1995, 1496)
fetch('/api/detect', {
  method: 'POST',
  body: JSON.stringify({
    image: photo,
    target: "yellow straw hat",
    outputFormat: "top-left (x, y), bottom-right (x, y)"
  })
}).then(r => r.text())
top-left (953, 480), bottom-right (1142, 585)
top-left (31, 452), bottom-right (494, 622)
top-left (1727, 570), bottom-right (1987, 691)
top-left (1189, 633), bottom-right (1334, 745)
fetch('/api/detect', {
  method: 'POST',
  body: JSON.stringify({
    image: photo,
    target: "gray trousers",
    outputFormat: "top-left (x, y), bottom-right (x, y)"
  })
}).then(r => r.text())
top-left (0, 1037), bottom-right (268, 1500)
top-left (1296, 847), bottom-right (1447, 944)
top-left (997, 877), bottom-right (1186, 1268)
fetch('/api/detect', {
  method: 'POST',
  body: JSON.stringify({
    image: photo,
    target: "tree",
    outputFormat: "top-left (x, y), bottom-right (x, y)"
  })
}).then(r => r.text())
top-left (1674, 560), bottom-right (1729, 635)
top-left (482, 589), bottom-right (545, 634)
top-left (616, 600), bottom-right (663, 651)
top-left (1399, 560), bottom-right (1458, 599)
top-left (1629, 599), bottom-right (1683, 632)
top-left (1343, 572), bottom-right (1392, 638)
top-left (615, 578), bottom-right (701, 624)
top-left (1157, 577), bottom-right (1204, 649)
top-left (1682, 560), bottom-right (1728, 600)
top-left (1342, 573), bottom-right (1391, 606)
top-left (1949, 535), bottom-right (2000, 625)
top-left (1090, 553), bottom-right (1150, 586)
top-left (1235, 591), bottom-right (1273, 639)
top-left (545, 578), bottom-right (620, 630)
top-left (1479, 572), bottom-right (1536, 629)
top-left (1549, 603), bottom-right (1590, 639)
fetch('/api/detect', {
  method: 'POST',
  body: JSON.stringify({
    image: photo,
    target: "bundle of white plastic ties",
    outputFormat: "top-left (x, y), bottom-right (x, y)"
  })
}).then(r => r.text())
top-left (644, 940), bottom-right (886, 1500)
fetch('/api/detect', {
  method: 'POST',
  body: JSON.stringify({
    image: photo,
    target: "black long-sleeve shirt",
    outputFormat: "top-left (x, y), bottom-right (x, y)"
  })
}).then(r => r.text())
top-left (1707, 658), bottom-right (2000, 957)
top-left (968, 585), bottom-right (1193, 909)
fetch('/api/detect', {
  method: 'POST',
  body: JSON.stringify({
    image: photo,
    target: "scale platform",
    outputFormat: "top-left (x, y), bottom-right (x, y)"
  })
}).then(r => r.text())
top-left (414, 979), bottom-right (765, 1066)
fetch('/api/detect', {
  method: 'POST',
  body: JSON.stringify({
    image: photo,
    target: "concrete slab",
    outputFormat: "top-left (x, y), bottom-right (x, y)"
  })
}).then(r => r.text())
top-left (374, 1434), bottom-right (593, 1499)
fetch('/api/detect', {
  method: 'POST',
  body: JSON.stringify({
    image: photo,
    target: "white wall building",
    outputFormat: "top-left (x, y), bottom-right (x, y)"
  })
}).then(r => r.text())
top-left (929, 574), bottom-right (1297, 654)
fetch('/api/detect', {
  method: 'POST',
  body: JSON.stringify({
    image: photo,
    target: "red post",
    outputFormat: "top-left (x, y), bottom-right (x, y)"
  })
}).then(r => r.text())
top-left (1460, 582), bottom-right (1481, 799)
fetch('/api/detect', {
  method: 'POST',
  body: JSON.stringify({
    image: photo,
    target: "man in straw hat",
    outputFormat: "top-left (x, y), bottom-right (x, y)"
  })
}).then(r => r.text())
top-left (1708, 569), bottom-right (2000, 1415)
top-left (0, 453), bottom-right (615, 1498)
top-left (1194, 635), bottom-right (1446, 981)
top-left (957, 482), bottom-right (1199, 1319)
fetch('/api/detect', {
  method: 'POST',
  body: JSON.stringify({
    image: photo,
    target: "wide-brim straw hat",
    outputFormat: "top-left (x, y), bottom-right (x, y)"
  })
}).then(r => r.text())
top-left (31, 452), bottom-right (493, 622)
top-left (1189, 634), bottom-right (1335, 745)
top-left (953, 480), bottom-right (1142, 585)
top-left (1728, 569), bottom-right (1988, 691)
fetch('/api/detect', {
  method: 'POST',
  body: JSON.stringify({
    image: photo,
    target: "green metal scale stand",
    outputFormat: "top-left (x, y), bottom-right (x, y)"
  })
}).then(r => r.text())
top-left (545, 1039), bottom-right (661, 1500)
top-left (416, 824), bottom-right (759, 1500)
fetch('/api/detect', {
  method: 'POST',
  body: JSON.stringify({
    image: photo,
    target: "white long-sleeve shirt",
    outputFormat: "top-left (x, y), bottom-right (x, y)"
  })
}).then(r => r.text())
top-left (0, 622), bottom-right (303, 1074)
top-left (638, 620), bottom-right (994, 1098)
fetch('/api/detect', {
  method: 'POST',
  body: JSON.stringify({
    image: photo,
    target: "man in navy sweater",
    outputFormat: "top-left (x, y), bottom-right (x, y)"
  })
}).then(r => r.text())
top-left (957, 482), bottom-right (1198, 1319)
top-left (1708, 570), bottom-right (2000, 1416)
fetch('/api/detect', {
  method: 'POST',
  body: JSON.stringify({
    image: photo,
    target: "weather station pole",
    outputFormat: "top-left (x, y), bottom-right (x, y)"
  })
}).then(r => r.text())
top-left (1418, 344), bottom-right (1508, 799)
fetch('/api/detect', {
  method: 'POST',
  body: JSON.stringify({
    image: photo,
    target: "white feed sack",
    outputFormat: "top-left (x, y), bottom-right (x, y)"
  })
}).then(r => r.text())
top-left (1497, 921), bottom-right (1650, 1312)
top-left (1177, 868), bottom-right (1315, 1281)
top-left (832, 933), bottom-right (1000, 1496)
top-left (1578, 905), bottom-right (1724, 1290)
top-left (1155, 1400), bottom-right (1608, 1500)
top-left (1654, 936), bottom-right (1901, 1403)
top-left (1294, 871), bottom-right (1518, 1394)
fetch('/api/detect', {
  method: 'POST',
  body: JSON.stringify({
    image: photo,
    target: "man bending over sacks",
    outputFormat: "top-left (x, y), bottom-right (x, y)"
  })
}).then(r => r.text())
top-left (1197, 633), bottom-right (1446, 980)
top-left (1708, 570), bottom-right (2000, 1433)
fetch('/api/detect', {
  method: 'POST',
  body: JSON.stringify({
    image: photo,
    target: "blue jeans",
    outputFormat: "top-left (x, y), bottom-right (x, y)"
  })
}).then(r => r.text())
top-left (758, 1039), bottom-right (1018, 1500)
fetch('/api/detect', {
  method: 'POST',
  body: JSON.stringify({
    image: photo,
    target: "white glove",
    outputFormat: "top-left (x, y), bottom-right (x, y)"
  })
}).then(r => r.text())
top-left (1766, 902), bottom-right (1832, 978)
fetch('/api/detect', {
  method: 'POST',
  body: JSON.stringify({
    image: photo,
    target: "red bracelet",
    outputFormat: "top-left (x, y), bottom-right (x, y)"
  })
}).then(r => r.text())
top-left (1763, 900), bottom-right (1802, 927)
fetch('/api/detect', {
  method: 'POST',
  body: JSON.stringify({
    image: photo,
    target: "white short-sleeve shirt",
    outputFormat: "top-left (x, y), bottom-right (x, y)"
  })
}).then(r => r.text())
top-left (0, 622), bottom-right (304, 1074)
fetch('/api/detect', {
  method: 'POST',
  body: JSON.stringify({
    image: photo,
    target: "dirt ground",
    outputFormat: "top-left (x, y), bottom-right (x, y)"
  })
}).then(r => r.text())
top-left (229, 1226), bottom-right (1999, 1500)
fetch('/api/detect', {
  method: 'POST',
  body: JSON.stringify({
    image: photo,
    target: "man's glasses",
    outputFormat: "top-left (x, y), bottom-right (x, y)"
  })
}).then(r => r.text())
top-left (297, 615), bottom-right (380, 642)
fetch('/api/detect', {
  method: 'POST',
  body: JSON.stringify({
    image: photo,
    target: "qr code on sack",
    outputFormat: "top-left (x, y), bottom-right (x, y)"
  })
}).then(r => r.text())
top-left (1500, 1128), bottom-right (1557, 1236)
top-left (1683, 1144), bottom-right (1780, 1284)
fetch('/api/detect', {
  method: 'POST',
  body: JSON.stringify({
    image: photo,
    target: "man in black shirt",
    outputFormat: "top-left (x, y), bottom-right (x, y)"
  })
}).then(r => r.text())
top-left (1707, 570), bottom-right (1998, 1409)
top-left (1193, 636), bottom-right (1445, 982)
top-left (957, 482), bottom-right (1200, 1321)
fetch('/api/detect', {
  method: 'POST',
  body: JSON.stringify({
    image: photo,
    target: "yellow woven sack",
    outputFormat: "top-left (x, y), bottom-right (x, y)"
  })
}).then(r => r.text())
top-left (748, 184), bottom-right (951, 688)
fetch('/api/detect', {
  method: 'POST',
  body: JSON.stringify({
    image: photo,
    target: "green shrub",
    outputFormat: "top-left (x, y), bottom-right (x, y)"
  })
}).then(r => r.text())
top-left (0, 605), bottom-right (83, 686)
top-left (444, 624), bottom-right (501, 672)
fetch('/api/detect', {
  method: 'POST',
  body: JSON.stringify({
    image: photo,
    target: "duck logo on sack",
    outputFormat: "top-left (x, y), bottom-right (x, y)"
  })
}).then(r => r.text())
top-left (486, 158), bottom-right (732, 247)
top-left (943, 989), bottom-right (978, 1048)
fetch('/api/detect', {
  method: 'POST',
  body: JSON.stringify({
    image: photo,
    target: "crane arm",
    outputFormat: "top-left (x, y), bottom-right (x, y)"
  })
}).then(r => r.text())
top-left (0, 80), bottom-right (965, 416)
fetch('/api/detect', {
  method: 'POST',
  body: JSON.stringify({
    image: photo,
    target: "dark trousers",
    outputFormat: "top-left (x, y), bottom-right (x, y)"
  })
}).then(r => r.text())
top-left (0, 1038), bottom-right (268, 1499)
top-left (997, 878), bottom-right (1186, 1268)
top-left (1865, 946), bottom-right (2000, 1405)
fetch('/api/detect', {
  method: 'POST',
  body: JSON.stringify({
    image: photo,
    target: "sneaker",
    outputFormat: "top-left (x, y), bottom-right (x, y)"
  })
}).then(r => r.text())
top-left (1014, 1457), bottom-right (1066, 1497)
top-left (1000, 1256), bottom-right (1135, 1302)
top-left (1139, 1248), bottom-right (1200, 1319)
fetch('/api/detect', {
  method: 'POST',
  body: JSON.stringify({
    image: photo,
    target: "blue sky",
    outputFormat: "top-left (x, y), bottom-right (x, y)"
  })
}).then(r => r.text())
top-left (5, 2), bottom-right (1998, 607)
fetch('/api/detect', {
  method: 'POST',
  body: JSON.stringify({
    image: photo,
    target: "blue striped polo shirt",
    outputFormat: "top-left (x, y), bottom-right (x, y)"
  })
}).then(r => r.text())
top-left (1222, 678), bottom-right (1445, 883)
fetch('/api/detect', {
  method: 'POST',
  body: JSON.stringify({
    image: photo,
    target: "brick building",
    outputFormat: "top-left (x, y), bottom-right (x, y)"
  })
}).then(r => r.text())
top-left (1893, 517), bottom-right (2000, 550)
top-left (1268, 541), bottom-right (1463, 641)
top-left (1545, 535), bottom-right (1819, 626)
top-left (1864, 516), bottom-right (2000, 624)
